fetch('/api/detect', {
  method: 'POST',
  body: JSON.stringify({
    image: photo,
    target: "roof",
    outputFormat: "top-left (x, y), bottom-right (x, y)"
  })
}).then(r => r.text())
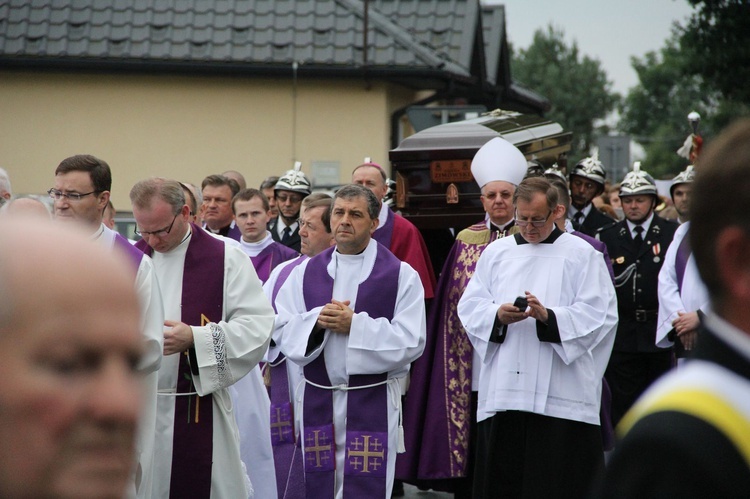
top-left (0, 0), bottom-right (548, 110)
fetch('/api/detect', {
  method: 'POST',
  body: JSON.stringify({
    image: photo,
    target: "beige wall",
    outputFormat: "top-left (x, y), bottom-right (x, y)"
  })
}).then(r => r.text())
top-left (0, 69), bottom-right (417, 209)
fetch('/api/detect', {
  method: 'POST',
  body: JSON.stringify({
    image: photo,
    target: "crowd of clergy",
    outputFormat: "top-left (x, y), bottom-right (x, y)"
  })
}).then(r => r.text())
top-left (0, 122), bottom-right (721, 499)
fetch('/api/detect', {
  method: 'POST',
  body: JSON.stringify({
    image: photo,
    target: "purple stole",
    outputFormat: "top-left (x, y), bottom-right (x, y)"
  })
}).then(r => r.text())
top-left (268, 255), bottom-right (307, 498)
top-left (675, 230), bottom-right (691, 294)
top-left (371, 207), bottom-right (394, 249)
top-left (301, 244), bottom-right (400, 498)
top-left (136, 224), bottom-right (224, 498)
top-left (250, 242), bottom-right (299, 284)
top-left (113, 232), bottom-right (145, 270)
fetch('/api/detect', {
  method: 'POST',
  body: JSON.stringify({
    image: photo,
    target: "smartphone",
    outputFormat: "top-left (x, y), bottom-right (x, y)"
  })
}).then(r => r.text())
top-left (513, 296), bottom-right (528, 310)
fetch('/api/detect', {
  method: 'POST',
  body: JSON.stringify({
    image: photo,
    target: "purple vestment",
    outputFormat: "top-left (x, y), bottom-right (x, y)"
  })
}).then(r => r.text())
top-left (137, 224), bottom-right (224, 498)
top-left (300, 244), bottom-right (400, 498)
top-left (250, 241), bottom-right (299, 283)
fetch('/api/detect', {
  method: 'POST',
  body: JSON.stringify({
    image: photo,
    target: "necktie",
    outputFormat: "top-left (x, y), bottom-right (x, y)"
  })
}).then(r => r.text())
top-left (281, 226), bottom-right (292, 244)
top-left (573, 212), bottom-right (584, 230)
top-left (633, 225), bottom-right (643, 245)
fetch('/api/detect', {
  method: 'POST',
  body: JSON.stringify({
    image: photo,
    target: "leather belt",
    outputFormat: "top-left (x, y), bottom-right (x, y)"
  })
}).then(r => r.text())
top-left (634, 309), bottom-right (658, 322)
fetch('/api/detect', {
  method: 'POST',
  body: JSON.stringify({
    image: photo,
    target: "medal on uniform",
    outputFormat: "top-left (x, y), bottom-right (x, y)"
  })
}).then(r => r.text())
top-left (615, 256), bottom-right (625, 264)
top-left (652, 243), bottom-right (661, 263)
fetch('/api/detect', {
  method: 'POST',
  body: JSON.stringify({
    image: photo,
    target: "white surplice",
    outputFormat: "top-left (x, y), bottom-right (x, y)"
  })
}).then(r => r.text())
top-left (457, 231), bottom-right (618, 425)
top-left (656, 221), bottom-right (710, 347)
top-left (150, 227), bottom-right (274, 499)
top-left (97, 224), bottom-right (163, 499)
top-left (275, 240), bottom-right (426, 499)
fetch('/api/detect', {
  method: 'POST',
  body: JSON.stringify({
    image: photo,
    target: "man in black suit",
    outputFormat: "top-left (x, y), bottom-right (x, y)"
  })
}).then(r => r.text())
top-left (568, 155), bottom-right (613, 236)
top-left (596, 119), bottom-right (750, 498)
top-left (598, 163), bottom-right (678, 428)
top-left (269, 164), bottom-right (310, 253)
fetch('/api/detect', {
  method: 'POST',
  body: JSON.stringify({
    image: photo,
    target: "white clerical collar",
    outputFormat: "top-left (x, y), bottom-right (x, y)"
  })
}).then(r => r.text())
top-left (485, 218), bottom-right (514, 232)
top-left (90, 223), bottom-right (105, 241)
top-left (568, 203), bottom-right (592, 220)
top-left (704, 312), bottom-right (750, 364)
top-left (239, 232), bottom-right (274, 256)
top-left (204, 219), bottom-right (236, 234)
top-left (626, 213), bottom-right (655, 238)
top-left (329, 239), bottom-right (377, 283)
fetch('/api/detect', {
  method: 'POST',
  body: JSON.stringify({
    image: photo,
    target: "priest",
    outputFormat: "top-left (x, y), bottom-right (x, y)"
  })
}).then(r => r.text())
top-left (230, 187), bottom-right (299, 498)
top-left (130, 178), bottom-right (274, 498)
top-left (275, 184), bottom-right (426, 498)
top-left (395, 137), bottom-right (526, 495)
top-left (458, 177), bottom-right (617, 498)
top-left (50, 154), bottom-right (164, 499)
top-left (233, 187), bottom-right (299, 282)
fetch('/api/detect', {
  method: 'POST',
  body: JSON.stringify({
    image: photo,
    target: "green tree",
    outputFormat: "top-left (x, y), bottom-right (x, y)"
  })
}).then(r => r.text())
top-left (511, 25), bottom-right (619, 162)
top-left (681, 0), bottom-right (750, 105)
top-left (619, 4), bottom-right (750, 179)
top-left (618, 38), bottom-right (711, 179)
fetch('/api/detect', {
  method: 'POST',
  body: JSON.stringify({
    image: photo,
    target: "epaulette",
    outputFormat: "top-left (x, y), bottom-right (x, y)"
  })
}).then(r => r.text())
top-left (597, 221), bottom-right (620, 234)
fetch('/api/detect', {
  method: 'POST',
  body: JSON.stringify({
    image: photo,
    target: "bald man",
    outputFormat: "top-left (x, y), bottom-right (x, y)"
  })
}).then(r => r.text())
top-left (0, 217), bottom-right (144, 499)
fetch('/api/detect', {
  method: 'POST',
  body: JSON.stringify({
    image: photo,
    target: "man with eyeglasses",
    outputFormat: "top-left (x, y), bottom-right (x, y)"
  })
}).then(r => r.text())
top-left (396, 137), bottom-right (526, 496)
top-left (269, 163), bottom-right (311, 253)
top-left (130, 177), bottom-right (274, 498)
top-left (457, 176), bottom-right (617, 499)
top-left (201, 174), bottom-right (242, 241)
top-left (49, 154), bottom-right (164, 499)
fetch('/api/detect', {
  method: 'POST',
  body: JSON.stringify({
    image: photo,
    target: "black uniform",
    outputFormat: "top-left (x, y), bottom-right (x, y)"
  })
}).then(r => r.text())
top-left (269, 217), bottom-right (301, 252)
top-left (598, 216), bottom-right (678, 427)
top-left (573, 206), bottom-right (613, 238)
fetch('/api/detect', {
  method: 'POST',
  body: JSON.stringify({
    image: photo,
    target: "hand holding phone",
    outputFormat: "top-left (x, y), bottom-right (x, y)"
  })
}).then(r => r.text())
top-left (513, 296), bottom-right (528, 311)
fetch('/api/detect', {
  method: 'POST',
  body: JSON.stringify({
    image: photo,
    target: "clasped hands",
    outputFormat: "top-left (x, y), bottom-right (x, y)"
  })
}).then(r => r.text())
top-left (673, 311), bottom-right (699, 350)
top-left (497, 291), bottom-right (548, 325)
top-left (316, 299), bottom-right (353, 334)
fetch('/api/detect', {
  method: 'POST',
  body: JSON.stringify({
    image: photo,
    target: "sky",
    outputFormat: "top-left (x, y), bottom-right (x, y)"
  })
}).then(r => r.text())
top-left (487, 0), bottom-right (696, 95)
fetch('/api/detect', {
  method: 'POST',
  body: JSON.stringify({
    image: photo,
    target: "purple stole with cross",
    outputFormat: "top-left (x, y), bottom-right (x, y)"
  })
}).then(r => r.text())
top-left (301, 244), bottom-right (400, 498)
top-left (136, 224), bottom-right (224, 498)
top-left (371, 207), bottom-right (394, 249)
top-left (268, 255), bottom-right (307, 498)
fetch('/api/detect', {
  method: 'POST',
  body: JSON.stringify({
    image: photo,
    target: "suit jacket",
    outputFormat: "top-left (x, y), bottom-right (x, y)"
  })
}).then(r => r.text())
top-left (595, 324), bottom-right (750, 498)
top-left (269, 217), bottom-right (301, 253)
top-left (577, 206), bottom-right (614, 237)
top-left (598, 216), bottom-right (678, 352)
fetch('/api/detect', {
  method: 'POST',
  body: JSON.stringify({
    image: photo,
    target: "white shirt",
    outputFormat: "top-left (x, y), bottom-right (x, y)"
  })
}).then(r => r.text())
top-left (458, 232), bottom-right (618, 425)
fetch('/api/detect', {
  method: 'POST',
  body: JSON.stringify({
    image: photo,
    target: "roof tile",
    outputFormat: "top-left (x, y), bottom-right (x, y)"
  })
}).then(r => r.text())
top-left (0, 0), bottom-right (486, 82)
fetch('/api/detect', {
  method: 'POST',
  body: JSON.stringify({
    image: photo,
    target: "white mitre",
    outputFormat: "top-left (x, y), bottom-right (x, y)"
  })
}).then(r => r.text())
top-left (471, 137), bottom-right (527, 188)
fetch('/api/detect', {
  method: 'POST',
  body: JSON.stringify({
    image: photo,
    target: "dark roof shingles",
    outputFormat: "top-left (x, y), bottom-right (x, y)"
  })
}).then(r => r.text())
top-left (1, 1), bottom-right (476, 76)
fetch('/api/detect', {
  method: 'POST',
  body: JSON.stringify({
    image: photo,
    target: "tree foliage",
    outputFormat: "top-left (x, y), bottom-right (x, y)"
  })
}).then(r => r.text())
top-left (511, 25), bottom-right (619, 162)
top-left (681, 0), bottom-right (750, 104)
top-left (620, 0), bottom-right (750, 179)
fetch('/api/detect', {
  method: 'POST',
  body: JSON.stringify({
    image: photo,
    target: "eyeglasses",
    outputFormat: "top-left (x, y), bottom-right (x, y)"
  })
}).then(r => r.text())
top-left (135, 213), bottom-right (179, 237)
top-left (276, 194), bottom-right (303, 204)
top-left (47, 188), bottom-right (101, 201)
top-left (515, 210), bottom-right (553, 228)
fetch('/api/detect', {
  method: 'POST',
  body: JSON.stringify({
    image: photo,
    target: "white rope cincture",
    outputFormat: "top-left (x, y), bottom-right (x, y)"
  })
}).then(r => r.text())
top-left (157, 389), bottom-right (199, 397)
